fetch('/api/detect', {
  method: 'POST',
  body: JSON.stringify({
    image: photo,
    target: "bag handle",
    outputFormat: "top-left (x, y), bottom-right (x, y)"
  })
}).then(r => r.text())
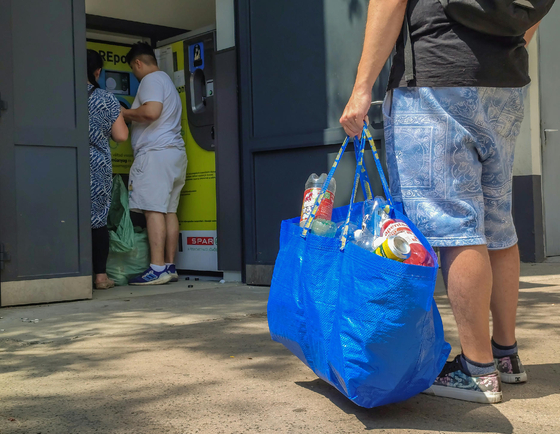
top-left (301, 123), bottom-right (395, 244)
top-left (364, 127), bottom-right (394, 209)
top-left (353, 136), bottom-right (373, 202)
top-left (339, 130), bottom-right (368, 250)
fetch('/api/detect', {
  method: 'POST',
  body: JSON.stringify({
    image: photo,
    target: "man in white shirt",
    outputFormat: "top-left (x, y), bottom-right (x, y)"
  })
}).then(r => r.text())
top-left (123, 42), bottom-right (187, 286)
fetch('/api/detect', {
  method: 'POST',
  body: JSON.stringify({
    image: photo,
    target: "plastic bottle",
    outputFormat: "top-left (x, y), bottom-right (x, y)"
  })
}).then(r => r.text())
top-left (353, 227), bottom-right (377, 252)
top-left (380, 219), bottom-right (434, 267)
top-left (350, 196), bottom-right (389, 251)
top-left (300, 173), bottom-right (336, 227)
top-left (310, 219), bottom-right (337, 238)
top-left (336, 222), bottom-right (360, 242)
top-left (362, 196), bottom-right (390, 237)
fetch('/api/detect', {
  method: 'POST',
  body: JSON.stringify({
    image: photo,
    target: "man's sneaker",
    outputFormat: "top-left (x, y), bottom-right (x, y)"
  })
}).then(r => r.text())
top-left (166, 264), bottom-right (179, 283)
top-left (129, 267), bottom-right (172, 286)
top-left (424, 355), bottom-right (502, 404)
top-left (495, 354), bottom-right (527, 384)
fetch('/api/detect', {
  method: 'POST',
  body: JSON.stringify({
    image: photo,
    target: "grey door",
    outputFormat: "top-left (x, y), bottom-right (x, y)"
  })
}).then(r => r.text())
top-left (0, 1), bottom-right (91, 289)
top-left (539, 13), bottom-right (560, 257)
top-left (236, 0), bottom-right (390, 284)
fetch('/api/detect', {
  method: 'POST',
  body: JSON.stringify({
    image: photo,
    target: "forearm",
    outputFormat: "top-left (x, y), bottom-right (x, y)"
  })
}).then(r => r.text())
top-left (123, 105), bottom-right (158, 123)
top-left (353, 0), bottom-right (409, 94)
top-left (525, 21), bottom-right (540, 46)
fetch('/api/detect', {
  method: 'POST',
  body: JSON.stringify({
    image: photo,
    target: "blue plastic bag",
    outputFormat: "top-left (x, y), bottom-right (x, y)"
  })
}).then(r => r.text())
top-left (267, 126), bottom-right (450, 408)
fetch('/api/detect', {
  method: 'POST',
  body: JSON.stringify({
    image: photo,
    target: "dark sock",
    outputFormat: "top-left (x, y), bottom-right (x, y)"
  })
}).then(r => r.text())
top-left (492, 338), bottom-right (518, 358)
top-left (460, 354), bottom-right (496, 376)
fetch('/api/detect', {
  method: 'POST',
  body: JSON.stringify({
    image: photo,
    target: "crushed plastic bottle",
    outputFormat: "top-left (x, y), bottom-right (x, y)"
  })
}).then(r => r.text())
top-left (353, 227), bottom-right (377, 252)
top-left (349, 196), bottom-right (390, 252)
top-left (362, 196), bottom-right (391, 237)
top-left (336, 222), bottom-right (360, 242)
top-left (300, 173), bottom-right (336, 227)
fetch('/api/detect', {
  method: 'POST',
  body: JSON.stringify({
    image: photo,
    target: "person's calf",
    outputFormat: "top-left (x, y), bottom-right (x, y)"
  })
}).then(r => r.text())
top-left (489, 245), bottom-right (520, 347)
top-left (145, 211), bottom-right (167, 266)
top-left (164, 212), bottom-right (180, 265)
top-left (440, 245), bottom-right (494, 364)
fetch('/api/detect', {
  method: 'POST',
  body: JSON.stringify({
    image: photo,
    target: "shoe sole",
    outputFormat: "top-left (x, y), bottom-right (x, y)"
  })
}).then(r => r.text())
top-left (129, 275), bottom-right (173, 286)
top-left (500, 371), bottom-right (527, 384)
top-left (424, 385), bottom-right (502, 404)
top-left (94, 283), bottom-right (115, 290)
top-left (169, 274), bottom-right (179, 283)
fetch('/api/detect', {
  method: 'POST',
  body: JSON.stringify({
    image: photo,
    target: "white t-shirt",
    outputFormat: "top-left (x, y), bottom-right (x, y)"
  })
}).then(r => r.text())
top-left (131, 71), bottom-right (185, 157)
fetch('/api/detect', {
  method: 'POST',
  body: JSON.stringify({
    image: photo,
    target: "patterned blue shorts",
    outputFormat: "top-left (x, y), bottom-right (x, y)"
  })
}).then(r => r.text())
top-left (383, 87), bottom-right (526, 250)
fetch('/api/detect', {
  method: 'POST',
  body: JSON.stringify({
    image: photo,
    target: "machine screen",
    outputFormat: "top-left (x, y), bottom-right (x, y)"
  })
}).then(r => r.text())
top-left (105, 71), bottom-right (130, 95)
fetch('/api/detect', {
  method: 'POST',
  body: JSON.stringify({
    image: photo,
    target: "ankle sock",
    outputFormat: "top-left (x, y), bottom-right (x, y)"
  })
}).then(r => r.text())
top-left (492, 338), bottom-right (518, 358)
top-left (165, 263), bottom-right (174, 268)
top-left (151, 264), bottom-right (166, 272)
top-left (460, 354), bottom-right (496, 376)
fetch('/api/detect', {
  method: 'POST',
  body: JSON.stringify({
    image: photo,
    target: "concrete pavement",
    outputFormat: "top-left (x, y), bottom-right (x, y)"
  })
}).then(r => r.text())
top-left (0, 262), bottom-right (559, 434)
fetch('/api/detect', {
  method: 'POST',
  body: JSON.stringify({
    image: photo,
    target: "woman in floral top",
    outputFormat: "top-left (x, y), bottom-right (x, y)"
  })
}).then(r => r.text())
top-left (87, 49), bottom-right (128, 289)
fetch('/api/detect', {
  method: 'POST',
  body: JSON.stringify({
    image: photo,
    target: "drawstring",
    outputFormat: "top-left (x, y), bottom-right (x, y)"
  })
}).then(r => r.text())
top-left (403, 11), bottom-right (415, 83)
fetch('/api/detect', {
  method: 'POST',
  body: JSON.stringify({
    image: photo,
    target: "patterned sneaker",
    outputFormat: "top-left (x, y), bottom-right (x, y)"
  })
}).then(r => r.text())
top-left (129, 267), bottom-right (172, 286)
top-left (424, 355), bottom-right (502, 404)
top-left (495, 354), bottom-right (527, 384)
top-left (166, 264), bottom-right (179, 283)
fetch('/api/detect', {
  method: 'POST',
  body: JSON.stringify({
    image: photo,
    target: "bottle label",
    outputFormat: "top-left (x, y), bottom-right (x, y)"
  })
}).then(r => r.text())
top-left (382, 221), bottom-right (421, 245)
top-left (301, 188), bottom-right (335, 223)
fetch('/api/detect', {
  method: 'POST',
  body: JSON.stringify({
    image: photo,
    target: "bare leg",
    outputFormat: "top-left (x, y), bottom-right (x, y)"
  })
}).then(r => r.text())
top-left (489, 244), bottom-right (520, 347)
top-left (440, 245), bottom-right (494, 364)
top-left (145, 211), bottom-right (166, 266)
top-left (164, 213), bottom-right (180, 264)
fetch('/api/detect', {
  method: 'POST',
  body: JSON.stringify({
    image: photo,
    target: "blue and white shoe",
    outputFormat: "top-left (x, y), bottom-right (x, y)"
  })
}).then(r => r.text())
top-left (166, 264), bottom-right (179, 283)
top-left (129, 267), bottom-right (173, 286)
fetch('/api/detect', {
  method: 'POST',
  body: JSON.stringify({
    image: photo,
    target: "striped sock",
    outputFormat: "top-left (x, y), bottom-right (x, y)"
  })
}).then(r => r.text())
top-left (492, 338), bottom-right (518, 358)
top-left (460, 354), bottom-right (496, 376)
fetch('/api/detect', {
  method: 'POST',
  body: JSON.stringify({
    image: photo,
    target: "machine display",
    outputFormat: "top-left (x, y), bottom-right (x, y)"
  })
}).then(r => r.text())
top-left (105, 71), bottom-right (130, 96)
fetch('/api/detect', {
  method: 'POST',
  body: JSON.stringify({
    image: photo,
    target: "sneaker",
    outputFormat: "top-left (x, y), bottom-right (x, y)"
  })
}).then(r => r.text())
top-left (495, 354), bottom-right (527, 384)
top-left (129, 267), bottom-right (172, 286)
top-left (166, 264), bottom-right (179, 283)
top-left (424, 355), bottom-right (502, 404)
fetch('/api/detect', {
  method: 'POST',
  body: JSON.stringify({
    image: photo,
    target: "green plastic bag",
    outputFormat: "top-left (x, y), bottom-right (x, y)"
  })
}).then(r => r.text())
top-left (106, 175), bottom-right (150, 286)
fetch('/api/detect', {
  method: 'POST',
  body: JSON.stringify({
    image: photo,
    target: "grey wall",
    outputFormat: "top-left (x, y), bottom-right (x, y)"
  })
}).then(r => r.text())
top-left (0, 0), bottom-right (91, 285)
top-left (237, 0), bottom-right (389, 284)
top-left (215, 47), bottom-right (243, 272)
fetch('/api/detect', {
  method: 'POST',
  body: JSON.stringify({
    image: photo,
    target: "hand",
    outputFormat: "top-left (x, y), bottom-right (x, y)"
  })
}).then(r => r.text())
top-left (340, 90), bottom-right (371, 138)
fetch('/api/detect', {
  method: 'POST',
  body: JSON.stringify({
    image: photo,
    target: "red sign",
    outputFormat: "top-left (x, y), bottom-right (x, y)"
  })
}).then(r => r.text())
top-left (187, 237), bottom-right (215, 246)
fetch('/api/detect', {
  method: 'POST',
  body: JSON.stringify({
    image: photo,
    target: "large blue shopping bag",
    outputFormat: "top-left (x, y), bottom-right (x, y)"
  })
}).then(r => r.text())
top-left (267, 126), bottom-right (451, 408)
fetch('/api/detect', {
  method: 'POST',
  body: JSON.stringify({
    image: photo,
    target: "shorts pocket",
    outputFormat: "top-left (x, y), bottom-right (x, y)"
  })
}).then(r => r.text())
top-left (494, 88), bottom-right (525, 140)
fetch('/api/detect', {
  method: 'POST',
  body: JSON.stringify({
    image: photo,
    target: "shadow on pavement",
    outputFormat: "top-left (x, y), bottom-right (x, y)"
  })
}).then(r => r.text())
top-left (502, 363), bottom-right (560, 402)
top-left (297, 378), bottom-right (514, 433)
top-left (296, 360), bottom-right (560, 433)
